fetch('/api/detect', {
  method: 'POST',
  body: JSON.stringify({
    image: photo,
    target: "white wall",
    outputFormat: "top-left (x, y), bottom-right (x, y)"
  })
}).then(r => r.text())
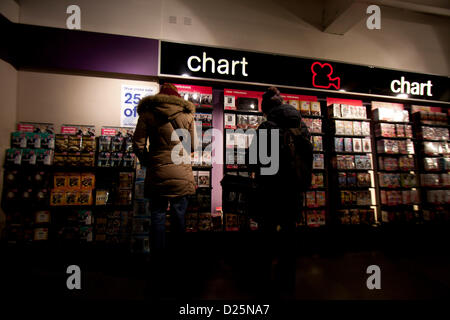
top-left (16, 71), bottom-right (158, 133)
top-left (17, 0), bottom-right (450, 76)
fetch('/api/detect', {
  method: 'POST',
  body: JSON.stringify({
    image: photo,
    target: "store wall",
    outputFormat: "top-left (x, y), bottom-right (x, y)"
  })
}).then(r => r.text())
top-left (0, 0), bottom-right (20, 233)
top-left (0, 0), bottom-right (19, 22)
top-left (0, 60), bottom-right (18, 232)
top-left (16, 71), bottom-right (158, 133)
top-left (17, 0), bottom-right (450, 76)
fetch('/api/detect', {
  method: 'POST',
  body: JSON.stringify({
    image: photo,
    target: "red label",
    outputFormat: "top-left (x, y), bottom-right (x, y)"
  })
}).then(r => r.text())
top-left (174, 84), bottom-right (212, 95)
top-left (17, 124), bottom-right (34, 132)
top-left (101, 128), bottom-right (118, 136)
top-left (411, 105), bottom-right (442, 114)
top-left (60, 126), bottom-right (78, 135)
top-left (327, 97), bottom-right (363, 106)
top-left (371, 101), bottom-right (404, 110)
top-left (281, 94), bottom-right (318, 102)
top-left (17, 122), bottom-right (55, 133)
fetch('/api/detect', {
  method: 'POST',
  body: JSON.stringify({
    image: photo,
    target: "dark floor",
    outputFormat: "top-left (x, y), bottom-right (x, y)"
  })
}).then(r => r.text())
top-left (2, 227), bottom-right (450, 301)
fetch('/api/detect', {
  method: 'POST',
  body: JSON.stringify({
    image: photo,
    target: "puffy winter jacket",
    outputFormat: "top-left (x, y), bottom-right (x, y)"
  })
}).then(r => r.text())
top-left (133, 94), bottom-right (197, 198)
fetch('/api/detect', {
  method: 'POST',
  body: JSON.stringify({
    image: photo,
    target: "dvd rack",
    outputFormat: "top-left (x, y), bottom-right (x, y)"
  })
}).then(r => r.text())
top-left (372, 106), bottom-right (420, 224)
top-left (299, 100), bottom-right (328, 228)
top-left (222, 105), bottom-right (264, 232)
top-left (185, 99), bottom-right (214, 232)
top-left (327, 102), bottom-right (376, 226)
top-left (223, 109), bottom-right (265, 174)
top-left (2, 161), bottom-right (136, 247)
top-left (412, 110), bottom-right (450, 223)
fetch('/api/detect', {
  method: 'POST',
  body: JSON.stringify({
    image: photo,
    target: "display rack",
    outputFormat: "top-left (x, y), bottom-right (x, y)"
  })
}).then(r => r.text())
top-left (412, 109), bottom-right (450, 223)
top-left (293, 98), bottom-right (327, 228)
top-left (174, 84), bottom-right (215, 233)
top-left (221, 89), bottom-right (264, 232)
top-left (371, 103), bottom-right (421, 224)
top-left (2, 123), bottom-right (137, 247)
top-left (326, 101), bottom-right (376, 226)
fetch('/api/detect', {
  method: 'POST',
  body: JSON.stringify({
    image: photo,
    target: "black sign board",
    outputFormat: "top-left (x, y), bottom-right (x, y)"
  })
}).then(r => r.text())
top-left (160, 41), bottom-right (449, 103)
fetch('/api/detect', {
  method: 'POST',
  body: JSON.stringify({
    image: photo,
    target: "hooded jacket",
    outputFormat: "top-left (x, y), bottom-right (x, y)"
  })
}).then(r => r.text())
top-left (253, 103), bottom-right (311, 186)
top-left (133, 94), bottom-right (197, 198)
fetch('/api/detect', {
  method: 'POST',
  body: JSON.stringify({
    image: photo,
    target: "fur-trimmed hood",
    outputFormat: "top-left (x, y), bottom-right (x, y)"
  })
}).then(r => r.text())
top-left (137, 94), bottom-right (195, 119)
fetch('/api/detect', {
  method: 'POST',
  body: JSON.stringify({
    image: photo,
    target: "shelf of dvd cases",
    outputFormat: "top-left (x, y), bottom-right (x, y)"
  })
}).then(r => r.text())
top-left (2, 168), bottom-right (136, 245)
top-left (412, 109), bottom-right (450, 218)
top-left (308, 107), bottom-right (325, 189)
top-left (186, 92), bottom-right (214, 233)
top-left (3, 123), bottom-right (138, 246)
top-left (297, 100), bottom-right (328, 228)
top-left (327, 102), bottom-right (376, 226)
top-left (371, 104), bottom-right (424, 224)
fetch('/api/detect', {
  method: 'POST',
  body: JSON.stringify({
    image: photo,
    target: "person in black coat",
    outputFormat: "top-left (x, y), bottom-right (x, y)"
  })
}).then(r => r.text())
top-left (249, 87), bottom-right (311, 298)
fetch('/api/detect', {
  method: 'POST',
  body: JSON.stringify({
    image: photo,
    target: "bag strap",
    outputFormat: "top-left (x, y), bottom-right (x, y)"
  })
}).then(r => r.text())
top-left (168, 118), bottom-right (184, 142)
top-left (169, 118), bottom-right (179, 130)
top-left (168, 117), bottom-right (190, 156)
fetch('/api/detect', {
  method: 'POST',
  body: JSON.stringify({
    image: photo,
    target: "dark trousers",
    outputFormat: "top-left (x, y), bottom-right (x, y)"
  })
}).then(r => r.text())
top-left (150, 195), bottom-right (188, 252)
top-left (147, 195), bottom-right (189, 299)
top-left (257, 186), bottom-right (299, 296)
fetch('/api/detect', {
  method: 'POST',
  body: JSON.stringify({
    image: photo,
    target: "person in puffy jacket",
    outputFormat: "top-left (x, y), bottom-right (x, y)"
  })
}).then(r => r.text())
top-left (133, 83), bottom-right (196, 252)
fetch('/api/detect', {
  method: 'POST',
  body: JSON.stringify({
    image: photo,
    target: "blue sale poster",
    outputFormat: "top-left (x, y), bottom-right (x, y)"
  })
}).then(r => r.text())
top-left (121, 84), bottom-right (158, 127)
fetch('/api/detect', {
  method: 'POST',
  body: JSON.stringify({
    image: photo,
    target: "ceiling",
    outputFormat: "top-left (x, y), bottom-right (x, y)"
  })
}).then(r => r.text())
top-left (275, 0), bottom-right (450, 35)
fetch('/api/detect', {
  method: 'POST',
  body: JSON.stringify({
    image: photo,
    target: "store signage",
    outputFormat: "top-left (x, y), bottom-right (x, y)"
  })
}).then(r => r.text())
top-left (120, 84), bottom-right (159, 127)
top-left (187, 52), bottom-right (248, 76)
top-left (311, 62), bottom-right (340, 90)
top-left (160, 41), bottom-right (449, 102)
top-left (390, 77), bottom-right (433, 96)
